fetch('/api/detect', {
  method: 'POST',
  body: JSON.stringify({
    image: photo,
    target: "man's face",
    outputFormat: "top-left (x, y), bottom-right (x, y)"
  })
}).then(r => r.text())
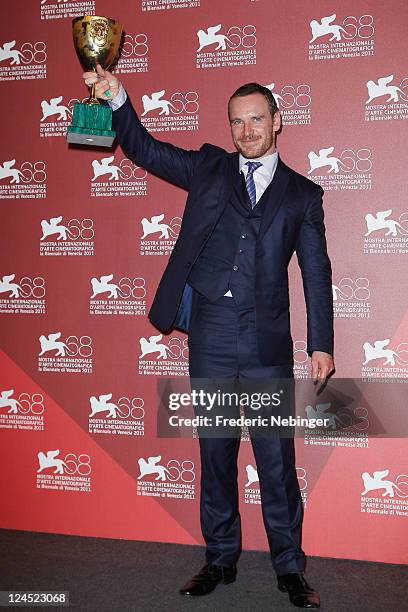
top-left (229, 92), bottom-right (281, 159)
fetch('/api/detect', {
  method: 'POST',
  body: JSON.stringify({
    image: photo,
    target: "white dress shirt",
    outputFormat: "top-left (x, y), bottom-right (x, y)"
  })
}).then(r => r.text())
top-left (239, 151), bottom-right (279, 203)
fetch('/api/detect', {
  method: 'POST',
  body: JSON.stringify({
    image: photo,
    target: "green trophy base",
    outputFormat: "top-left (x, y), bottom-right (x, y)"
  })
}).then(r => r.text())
top-left (67, 102), bottom-right (116, 147)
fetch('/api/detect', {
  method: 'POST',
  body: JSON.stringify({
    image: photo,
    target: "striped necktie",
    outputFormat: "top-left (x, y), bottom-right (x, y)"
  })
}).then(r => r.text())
top-left (244, 161), bottom-right (262, 208)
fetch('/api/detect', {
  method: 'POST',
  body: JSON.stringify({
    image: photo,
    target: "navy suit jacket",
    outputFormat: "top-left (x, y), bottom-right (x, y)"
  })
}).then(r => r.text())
top-left (113, 97), bottom-right (333, 366)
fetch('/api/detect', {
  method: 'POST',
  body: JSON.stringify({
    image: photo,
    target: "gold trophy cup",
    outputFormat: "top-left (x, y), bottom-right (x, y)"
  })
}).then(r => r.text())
top-left (67, 15), bottom-right (123, 147)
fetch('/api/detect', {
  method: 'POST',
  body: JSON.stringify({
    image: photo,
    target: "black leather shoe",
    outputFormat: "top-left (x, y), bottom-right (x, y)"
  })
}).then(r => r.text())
top-left (277, 573), bottom-right (320, 609)
top-left (179, 563), bottom-right (237, 596)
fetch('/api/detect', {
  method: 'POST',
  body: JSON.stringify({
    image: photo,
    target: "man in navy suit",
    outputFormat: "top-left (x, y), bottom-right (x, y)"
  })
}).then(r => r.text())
top-left (84, 65), bottom-right (334, 609)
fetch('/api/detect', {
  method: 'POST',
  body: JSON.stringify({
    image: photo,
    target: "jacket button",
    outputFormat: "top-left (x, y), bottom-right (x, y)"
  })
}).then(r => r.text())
top-left (186, 262), bottom-right (191, 267)
top-left (233, 265), bottom-right (239, 271)
top-left (241, 234), bottom-right (247, 239)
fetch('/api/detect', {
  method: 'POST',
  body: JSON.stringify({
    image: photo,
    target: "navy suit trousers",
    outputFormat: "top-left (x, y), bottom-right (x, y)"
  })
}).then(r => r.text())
top-left (188, 295), bottom-right (306, 574)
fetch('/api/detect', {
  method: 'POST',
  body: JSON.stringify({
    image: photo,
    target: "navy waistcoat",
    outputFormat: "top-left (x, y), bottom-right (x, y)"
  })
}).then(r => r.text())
top-left (188, 172), bottom-right (272, 309)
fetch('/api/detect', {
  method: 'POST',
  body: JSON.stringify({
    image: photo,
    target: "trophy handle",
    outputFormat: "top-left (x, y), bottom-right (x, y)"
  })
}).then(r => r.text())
top-left (86, 69), bottom-right (100, 106)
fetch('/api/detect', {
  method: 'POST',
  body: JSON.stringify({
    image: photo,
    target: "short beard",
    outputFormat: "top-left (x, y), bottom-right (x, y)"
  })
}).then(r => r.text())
top-left (236, 139), bottom-right (272, 159)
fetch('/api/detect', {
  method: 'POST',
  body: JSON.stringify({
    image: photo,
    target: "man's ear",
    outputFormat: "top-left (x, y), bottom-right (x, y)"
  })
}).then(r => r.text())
top-left (273, 111), bottom-right (282, 132)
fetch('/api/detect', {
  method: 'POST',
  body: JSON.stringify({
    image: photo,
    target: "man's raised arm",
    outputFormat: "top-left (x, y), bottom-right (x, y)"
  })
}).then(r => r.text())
top-left (82, 65), bottom-right (201, 190)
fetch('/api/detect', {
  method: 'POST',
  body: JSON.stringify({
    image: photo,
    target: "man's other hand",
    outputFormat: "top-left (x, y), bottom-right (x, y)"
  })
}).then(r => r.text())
top-left (82, 64), bottom-right (120, 101)
top-left (311, 351), bottom-right (334, 386)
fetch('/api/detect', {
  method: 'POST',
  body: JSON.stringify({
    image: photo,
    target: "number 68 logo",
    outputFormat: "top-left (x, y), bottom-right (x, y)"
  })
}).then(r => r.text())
top-left (63, 453), bottom-right (92, 476)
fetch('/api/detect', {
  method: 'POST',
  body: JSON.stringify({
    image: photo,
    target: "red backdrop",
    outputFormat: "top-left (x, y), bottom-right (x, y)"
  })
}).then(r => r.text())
top-left (1, 0), bottom-right (407, 564)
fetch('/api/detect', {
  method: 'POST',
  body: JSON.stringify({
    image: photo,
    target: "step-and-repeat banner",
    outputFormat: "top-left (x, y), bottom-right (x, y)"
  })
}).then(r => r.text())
top-left (1, 1), bottom-right (407, 564)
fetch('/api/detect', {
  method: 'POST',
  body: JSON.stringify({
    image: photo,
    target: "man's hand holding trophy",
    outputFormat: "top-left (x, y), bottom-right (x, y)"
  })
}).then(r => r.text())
top-left (83, 64), bottom-right (120, 103)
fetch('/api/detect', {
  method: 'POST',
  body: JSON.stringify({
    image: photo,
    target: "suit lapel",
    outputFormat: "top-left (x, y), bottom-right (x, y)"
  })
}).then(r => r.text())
top-left (214, 152), bottom-right (239, 218)
top-left (259, 158), bottom-right (290, 241)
